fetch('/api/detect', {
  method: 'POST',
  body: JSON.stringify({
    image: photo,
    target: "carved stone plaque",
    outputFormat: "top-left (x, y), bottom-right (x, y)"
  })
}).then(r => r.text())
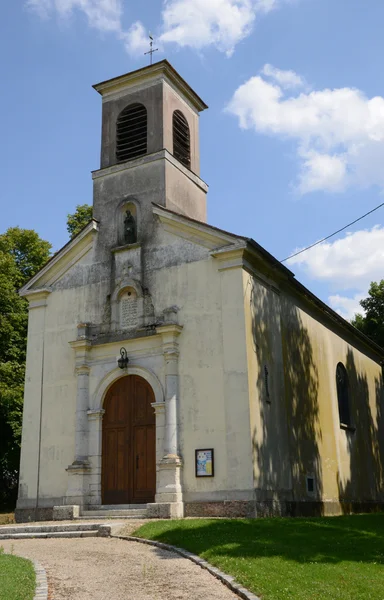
top-left (120, 290), bottom-right (138, 329)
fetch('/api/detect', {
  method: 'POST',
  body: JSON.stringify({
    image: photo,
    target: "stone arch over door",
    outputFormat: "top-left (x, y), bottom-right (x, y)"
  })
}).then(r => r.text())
top-left (93, 366), bottom-right (164, 411)
top-left (102, 374), bottom-right (156, 505)
top-left (87, 366), bottom-right (164, 508)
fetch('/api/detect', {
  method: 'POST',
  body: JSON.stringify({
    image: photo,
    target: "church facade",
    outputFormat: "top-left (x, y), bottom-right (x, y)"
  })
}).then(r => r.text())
top-left (16, 61), bottom-right (384, 522)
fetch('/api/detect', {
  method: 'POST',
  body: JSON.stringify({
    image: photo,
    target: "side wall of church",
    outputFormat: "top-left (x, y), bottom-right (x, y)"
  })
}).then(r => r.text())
top-left (243, 273), bottom-right (292, 510)
top-left (280, 291), bottom-right (384, 513)
top-left (244, 267), bottom-right (384, 516)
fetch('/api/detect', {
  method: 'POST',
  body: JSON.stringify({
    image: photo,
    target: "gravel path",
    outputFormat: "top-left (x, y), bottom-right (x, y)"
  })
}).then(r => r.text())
top-left (1, 537), bottom-right (239, 600)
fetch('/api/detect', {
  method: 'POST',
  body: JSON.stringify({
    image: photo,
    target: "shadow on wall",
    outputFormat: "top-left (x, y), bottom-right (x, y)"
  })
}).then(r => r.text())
top-left (250, 280), bottom-right (322, 516)
top-left (338, 349), bottom-right (384, 511)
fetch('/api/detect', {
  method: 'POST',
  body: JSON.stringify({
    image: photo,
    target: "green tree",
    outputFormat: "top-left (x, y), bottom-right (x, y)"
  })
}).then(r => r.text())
top-left (66, 204), bottom-right (93, 239)
top-left (351, 280), bottom-right (384, 350)
top-left (0, 228), bottom-right (51, 507)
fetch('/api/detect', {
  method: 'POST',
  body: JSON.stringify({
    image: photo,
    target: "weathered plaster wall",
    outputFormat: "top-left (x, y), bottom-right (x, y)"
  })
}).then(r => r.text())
top-left (164, 158), bottom-right (207, 222)
top-left (244, 266), bottom-right (384, 512)
top-left (163, 81), bottom-right (200, 175)
top-left (243, 273), bottom-right (292, 502)
top-left (18, 297), bottom-right (47, 506)
top-left (18, 221), bottom-right (256, 510)
top-left (147, 258), bottom-right (254, 501)
top-left (281, 292), bottom-right (384, 507)
top-left (17, 246), bottom-right (112, 508)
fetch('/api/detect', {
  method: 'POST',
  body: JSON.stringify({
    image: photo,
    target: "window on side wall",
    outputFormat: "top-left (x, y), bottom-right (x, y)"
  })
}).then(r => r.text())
top-left (336, 362), bottom-right (352, 429)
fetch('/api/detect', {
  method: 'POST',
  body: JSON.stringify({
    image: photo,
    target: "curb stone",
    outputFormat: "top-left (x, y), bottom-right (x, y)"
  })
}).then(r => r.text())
top-left (33, 560), bottom-right (49, 600)
top-left (115, 535), bottom-right (261, 600)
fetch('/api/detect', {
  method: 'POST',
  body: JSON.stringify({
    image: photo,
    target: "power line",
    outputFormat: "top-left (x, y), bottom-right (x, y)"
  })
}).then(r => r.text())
top-left (281, 201), bottom-right (384, 263)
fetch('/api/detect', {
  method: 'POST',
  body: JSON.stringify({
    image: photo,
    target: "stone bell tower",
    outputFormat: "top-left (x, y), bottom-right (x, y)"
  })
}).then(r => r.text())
top-left (92, 60), bottom-right (208, 237)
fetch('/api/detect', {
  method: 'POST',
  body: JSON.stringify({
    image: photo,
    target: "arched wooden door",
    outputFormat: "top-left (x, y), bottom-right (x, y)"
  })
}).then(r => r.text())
top-left (102, 375), bottom-right (156, 505)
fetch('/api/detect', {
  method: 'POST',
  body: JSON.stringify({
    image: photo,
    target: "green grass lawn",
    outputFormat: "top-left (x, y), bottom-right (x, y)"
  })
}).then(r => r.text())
top-left (134, 514), bottom-right (384, 600)
top-left (0, 550), bottom-right (36, 600)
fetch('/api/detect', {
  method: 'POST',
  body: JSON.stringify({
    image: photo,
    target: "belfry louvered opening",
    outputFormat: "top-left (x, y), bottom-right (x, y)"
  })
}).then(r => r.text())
top-left (116, 103), bottom-right (147, 163)
top-left (173, 110), bottom-right (191, 169)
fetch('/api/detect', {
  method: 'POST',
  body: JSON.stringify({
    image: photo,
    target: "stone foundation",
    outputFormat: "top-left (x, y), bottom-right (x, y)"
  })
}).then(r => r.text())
top-left (15, 507), bottom-right (54, 523)
top-left (52, 505), bottom-right (80, 520)
top-left (147, 502), bottom-right (184, 519)
top-left (184, 500), bottom-right (384, 518)
top-left (14, 499), bottom-right (384, 522)
top-left (184, 500), bottom-right (287, 518)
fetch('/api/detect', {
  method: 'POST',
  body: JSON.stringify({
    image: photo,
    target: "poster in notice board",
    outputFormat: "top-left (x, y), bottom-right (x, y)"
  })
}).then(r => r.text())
top-left (195, 449), bottom-right (214, 477)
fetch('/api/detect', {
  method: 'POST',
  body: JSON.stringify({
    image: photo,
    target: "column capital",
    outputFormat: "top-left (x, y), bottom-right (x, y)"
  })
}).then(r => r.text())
top-left (163, 346), bottom-right (179, 361)
top-left (151, 401), bottom-right (165, 415)
top-left (158, 324), bottom-right (182, 365)
top-left (157, 324), bottom-right (183, 342)
top-left (69, 339), bottom-right (92, 352)
top-left (76, 365), bottom-right (90, 376)
top-left (70, 338), bottom-right (92, 372)
top-left (22, 288), bottom-right (52, 309)
top-left (87, 409), bottom-right (105, 421)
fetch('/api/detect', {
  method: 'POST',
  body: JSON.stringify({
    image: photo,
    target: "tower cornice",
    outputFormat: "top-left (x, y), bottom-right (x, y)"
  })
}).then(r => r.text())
top-left (93, 59), bottom-right (208, 112)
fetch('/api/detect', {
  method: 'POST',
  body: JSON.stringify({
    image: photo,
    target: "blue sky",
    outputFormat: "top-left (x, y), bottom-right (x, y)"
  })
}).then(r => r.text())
top-left (2, 0), bottom-right (384, 319)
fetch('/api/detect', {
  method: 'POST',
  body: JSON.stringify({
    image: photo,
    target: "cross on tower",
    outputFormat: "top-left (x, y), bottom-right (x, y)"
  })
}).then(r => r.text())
top-left (144, 34), bottom-right (159, 65)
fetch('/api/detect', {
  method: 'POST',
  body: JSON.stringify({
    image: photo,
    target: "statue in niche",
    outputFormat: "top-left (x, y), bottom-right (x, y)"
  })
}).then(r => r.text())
top-left (124, 210), bottom-right (137, 244)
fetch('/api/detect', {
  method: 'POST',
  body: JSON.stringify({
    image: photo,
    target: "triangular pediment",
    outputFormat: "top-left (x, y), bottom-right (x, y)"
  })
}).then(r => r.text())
top-left (19, 220), bottom-right (99, 298)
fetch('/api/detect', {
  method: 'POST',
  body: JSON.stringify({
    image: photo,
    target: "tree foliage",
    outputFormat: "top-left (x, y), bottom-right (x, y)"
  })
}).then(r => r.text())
top-left (351, 280), bottom-right (384, 350)
top-left (0, 228), bottom-right (51, 507)
top-left (67, 204), bottom-right (93, 239)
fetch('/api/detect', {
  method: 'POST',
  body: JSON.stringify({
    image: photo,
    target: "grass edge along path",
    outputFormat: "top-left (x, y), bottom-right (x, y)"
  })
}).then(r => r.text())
top-left (133, 514), bottom-right (384, 600)
top-left (0, 549), bottom-right (36, 600)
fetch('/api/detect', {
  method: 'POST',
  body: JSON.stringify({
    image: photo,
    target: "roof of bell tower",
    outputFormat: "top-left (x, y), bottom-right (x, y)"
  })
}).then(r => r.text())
top-left (93, 59), bottom-right (208, 112)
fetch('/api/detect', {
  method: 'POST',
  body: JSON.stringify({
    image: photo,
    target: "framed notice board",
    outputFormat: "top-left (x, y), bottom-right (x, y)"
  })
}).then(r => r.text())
top-left (195, 449), bottom-right (214, 477)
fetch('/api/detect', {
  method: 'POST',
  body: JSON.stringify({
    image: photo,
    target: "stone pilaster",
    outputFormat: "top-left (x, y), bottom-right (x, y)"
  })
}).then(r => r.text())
top-left (74, 365), bottom-right (90, 463)
top-left (87, 409), bottom-right (105, 508)
top-left (65, 328), bottom-right (92, 506)
top-left (148, 325), bottom-right (184, 517)
top-left (16, 289), bottom-right (51, 516)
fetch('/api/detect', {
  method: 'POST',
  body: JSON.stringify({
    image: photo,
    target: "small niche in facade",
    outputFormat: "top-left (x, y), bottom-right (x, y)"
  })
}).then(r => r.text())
top-left (119, 203), bottom-right (138, 246)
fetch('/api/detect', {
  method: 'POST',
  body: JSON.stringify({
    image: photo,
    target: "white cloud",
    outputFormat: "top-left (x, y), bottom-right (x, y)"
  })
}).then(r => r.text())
top-left (328, 293), bottom-right (365, 321)
top-left (227, 67), bottom-right (384, 193)
top-left (286, 225), bottom-right (384, 320)
top-left (287, 225), bottom-right (384, 289)
top-left (297, 150), bottom-right (347, 194)
top-left (123, 21), bottom-right (149, 56)
top-left (27, 0), bottom-right (296, 57)
top-left (27, 0), bottom-right (123, 32)
top-left (261, 63), bottom-right (306, 90)
top-left (160, 0), bottom-right (259, 56)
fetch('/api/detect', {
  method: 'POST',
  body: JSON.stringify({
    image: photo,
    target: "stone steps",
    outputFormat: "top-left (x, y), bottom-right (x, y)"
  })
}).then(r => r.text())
top-left (0, 523), bottom-right (111, 540)
top-left (77, 515), bottom-right (145, 520)
top-left (0, 530), bottom-right (98, 540)
top-left (77, 505), bottom-right (148, 520)
top-left (81, 510), bottom-right (146, 517)
top-left (91, 505), bottom-right (145, 510)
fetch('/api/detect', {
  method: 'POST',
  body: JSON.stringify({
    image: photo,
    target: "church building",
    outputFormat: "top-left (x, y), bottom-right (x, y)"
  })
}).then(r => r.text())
top-left (16, 61), bottom-right (384, 522)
